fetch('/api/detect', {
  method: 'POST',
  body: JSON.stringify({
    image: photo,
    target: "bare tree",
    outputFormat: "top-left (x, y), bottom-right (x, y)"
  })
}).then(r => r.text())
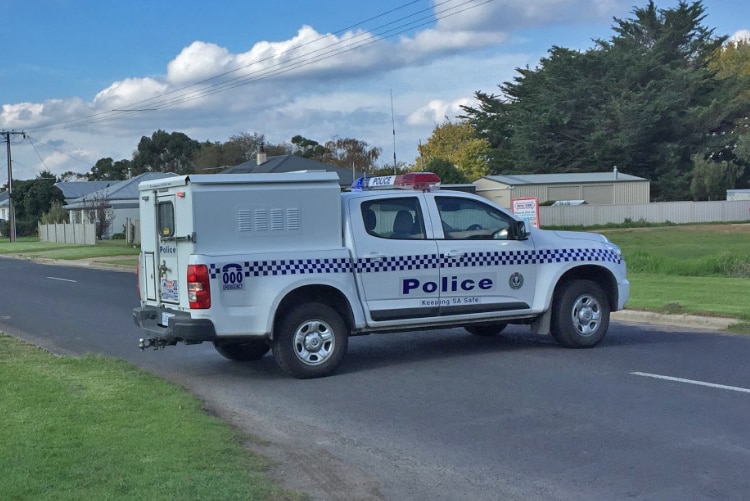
top-left (83, 193), bottom-right (115, 239)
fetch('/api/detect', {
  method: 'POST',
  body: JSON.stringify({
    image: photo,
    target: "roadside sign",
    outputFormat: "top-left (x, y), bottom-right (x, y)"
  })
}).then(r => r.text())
top-left (511, 197), bottom-right (540, 229)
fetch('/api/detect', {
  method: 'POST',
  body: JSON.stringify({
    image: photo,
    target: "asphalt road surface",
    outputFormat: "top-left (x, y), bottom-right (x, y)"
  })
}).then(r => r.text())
top-left (2, 257), bottom-right (750, 500)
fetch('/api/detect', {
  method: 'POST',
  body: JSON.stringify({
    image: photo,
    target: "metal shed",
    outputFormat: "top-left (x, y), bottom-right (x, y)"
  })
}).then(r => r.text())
top-left (727, 189), bottom-right (750, 201)
top-left (473, 169), bottom-right (650, 209)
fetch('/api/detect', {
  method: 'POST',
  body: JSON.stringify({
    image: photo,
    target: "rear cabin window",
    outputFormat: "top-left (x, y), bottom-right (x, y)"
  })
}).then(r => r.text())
top-left (361, 197), bottom-right (425, 240)
top-left (157, 202), bottom-right (175, 238)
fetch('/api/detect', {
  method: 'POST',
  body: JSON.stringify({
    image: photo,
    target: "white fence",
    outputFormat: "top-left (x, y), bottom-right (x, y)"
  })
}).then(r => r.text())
top-left (38, 222), bottom-right (96, 245)
top-left (126, 218), bottom-right (140, 245)
top-left (539, 200), bottom-right (750, 227)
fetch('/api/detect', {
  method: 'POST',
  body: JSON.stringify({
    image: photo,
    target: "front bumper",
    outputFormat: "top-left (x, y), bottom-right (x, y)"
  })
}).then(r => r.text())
top-left (132, 306), bottom-right (216, 345)
top-left (617, 278), bottom-right (631, 311)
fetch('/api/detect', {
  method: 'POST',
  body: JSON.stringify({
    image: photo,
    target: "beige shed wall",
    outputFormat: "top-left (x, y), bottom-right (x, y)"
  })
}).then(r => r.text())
top-left (472, 178), bottom-right (512, 208)
top-left (612, 181), bottom-right (650, 204)
top-left (581, 185), bottom-right (614, 204)
top-left (473, 179), bottom-right (650, 208)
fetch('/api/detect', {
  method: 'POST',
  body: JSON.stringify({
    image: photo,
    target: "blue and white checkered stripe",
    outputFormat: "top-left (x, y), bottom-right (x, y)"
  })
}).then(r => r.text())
top-left (355, 254), bottom-right (440, 273)
top-left (536, 248), bottom-right (620, 264)
top-left (208, 248), bottom-right (621, 278)
top-left (441, 249), bottom-right (537, 268)
top-left (442, 248), bottom-right (622, 269)
top-left (209, 258), bottom-right (352, 279)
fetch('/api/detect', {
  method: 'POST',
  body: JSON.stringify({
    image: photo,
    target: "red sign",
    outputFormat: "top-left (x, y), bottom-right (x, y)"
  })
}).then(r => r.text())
top-left (511, 197), bottom-right (540, 229)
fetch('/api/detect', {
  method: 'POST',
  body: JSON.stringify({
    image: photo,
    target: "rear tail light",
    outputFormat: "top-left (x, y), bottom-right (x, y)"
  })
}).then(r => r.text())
top-left (187, 264), bottom-right (211, 309)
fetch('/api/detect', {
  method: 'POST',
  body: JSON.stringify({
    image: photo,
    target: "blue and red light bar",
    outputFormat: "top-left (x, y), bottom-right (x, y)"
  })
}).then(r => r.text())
top-left (351, 172), bottom-right (441, 192)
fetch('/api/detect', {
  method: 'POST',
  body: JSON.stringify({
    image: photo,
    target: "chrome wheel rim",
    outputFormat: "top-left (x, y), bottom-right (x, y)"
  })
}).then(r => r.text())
top-left (571, 294), bottom-right (602, 336)
top-left (293, 320), bottom-right (335, 366)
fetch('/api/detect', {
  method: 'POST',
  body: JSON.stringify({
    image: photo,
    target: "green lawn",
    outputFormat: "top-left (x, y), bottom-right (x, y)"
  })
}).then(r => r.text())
top-left (597, 224), bottom-right (750, 331)
top-left (0, 334), bottom-right (297, 500)
top-left (601, 225), bottom-right (750, 278)
top-left (0, 237), bottom-right (139, 260)
top-left (625, 273), bottom-right (750, 319)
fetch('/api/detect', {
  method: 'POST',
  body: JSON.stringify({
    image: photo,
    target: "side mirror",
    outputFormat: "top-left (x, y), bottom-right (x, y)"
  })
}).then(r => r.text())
top-left (513, 220), bottom-right (529, 240)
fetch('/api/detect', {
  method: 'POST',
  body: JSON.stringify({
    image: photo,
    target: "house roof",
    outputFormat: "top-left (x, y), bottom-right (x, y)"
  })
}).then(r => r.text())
top-left (64, 172), bottom-right (177, 209)
top-left (223, 155), bottom-right (360, 186)
top-left (54, 181), bottom-right (113, 200)
top-left (479, 171), bottom-right (646, 186)
top-left (0, 191), bottom-right (8, 205)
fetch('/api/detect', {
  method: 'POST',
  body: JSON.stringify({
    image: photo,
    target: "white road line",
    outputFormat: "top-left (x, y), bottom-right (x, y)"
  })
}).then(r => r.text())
top-left (46, 276), bottom-right (77, 283)
top-left (631, 372), bottom-right (750, 394)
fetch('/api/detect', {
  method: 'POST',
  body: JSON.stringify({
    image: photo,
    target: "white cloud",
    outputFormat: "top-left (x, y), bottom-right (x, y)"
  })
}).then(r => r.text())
top-left (39, 147), bottom-right (95, 173)
top-left (407, 98), bottom-right (474, 126)
top-left (94, 78), bottom-right (168, 110)
top-left (729, 29), bottom-right (750, 43)
top-left (1, 101), bottom-right (47, 126)
top-left (0, 0), bottom-right (657, 180)
top-left (167, 42), bottom-right (235, 84)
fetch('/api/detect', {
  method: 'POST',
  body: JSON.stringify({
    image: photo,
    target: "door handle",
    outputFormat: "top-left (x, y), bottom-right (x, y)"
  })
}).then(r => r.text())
top-left (364, 253), bottom-right (385, 261)
top-left (444, 251), bottom-right (466, 258)
top-left (158, 260), bottom-right (169, 278)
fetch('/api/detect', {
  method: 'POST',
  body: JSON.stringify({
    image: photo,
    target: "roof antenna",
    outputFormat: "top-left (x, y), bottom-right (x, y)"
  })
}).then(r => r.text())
top-left (390, 89), bottom-right (397, 175)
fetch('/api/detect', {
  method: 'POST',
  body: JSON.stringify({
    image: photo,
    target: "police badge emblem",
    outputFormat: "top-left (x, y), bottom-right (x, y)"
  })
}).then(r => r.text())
top-left (509, 272), bottom-right (524, 289)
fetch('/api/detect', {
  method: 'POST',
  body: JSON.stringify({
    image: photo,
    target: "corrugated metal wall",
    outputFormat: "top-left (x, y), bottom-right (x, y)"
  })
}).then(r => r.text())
top-left (475, 180), bottom-right (650, 208)
top-left (539, 200), bottom-right (750, 227)
top-left (613, 181), bottom-right (650, 204)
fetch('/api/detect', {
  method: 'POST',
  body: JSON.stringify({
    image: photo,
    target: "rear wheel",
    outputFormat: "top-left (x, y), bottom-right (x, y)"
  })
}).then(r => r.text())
top-left (214, 340), bottom-right (270, 361)
top-left (465, 323), bottom-right (507, 336)
top-left (273, 303), bottom-right (348, 379)
top-left (551, 280), bottom-right (609, 348)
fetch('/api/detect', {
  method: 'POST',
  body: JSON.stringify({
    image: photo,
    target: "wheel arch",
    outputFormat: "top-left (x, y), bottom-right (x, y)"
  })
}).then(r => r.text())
top-left (552, 265), bottom-right (619, 311)
top-left (273, 285), bottom-right (355, 339)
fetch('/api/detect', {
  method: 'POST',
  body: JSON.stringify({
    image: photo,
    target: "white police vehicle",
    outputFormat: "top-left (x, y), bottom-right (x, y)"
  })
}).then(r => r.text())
top-left (133, 171), bottom-right (629, 378)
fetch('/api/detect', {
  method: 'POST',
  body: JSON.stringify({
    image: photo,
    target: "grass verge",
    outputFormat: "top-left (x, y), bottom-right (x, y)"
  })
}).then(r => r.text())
top-left (598, 224), bottom-right (750, 333)
top-left (0, 334), bottom-right (298, 500)
top-left (600, 225), bottom-right (750, 278)
top-left (626, 273), bottom-right (750, 321)
top-left (0, 237), bottom-right (139, 260)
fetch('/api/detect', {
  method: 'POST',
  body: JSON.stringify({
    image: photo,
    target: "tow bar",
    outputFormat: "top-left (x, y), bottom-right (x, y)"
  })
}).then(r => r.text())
top-left (139, 337), bottom-right (167, 350)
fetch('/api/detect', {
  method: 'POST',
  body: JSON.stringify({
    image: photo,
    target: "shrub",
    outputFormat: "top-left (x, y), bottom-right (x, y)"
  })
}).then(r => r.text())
top-left (15, 217), bottom-right (39, 237)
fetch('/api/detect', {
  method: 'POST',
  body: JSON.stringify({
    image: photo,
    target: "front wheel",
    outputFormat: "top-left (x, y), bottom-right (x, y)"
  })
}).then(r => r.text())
top-left (273, 303), bottom-right (348, 379)
top-left (551, 280), bottom-right (609, 348)
top-left (214, 340), bottom-right (270, 361)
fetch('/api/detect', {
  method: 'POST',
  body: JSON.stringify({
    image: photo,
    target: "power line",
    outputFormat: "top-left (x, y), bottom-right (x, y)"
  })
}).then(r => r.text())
top-left (26, 135), bottom-right (51, 171)
top-left (27, 0), bottom-right (493, 134)
top-left (25, 135), bottom-right (93, 168)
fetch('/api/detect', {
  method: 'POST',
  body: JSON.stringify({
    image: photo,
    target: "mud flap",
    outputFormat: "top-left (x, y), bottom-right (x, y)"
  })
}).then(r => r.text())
top-left (530, 309), bottom-right (551, 335)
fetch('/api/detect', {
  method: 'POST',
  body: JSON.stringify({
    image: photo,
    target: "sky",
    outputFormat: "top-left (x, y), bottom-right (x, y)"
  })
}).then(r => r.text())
top-left (1, 0), bottom-right (749, 182)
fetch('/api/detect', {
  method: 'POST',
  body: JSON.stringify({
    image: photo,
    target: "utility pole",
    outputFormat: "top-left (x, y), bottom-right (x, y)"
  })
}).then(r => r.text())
top-left (2, 130), bottom-right (25, 242)
top-left (390, 89), bottom-right (397, 175)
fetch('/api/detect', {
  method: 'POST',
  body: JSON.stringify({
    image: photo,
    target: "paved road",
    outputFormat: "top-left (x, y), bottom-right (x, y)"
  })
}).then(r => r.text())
top-left (2, 257), bottom-right (750, 500)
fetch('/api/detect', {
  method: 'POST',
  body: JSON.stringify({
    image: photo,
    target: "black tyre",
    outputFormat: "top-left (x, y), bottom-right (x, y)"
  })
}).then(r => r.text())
top-left (465, 323), bottom-right (507, 336)
top-left (272, 303), bottom-right (348, 379)
top-left (551, 279), bottom-right (609, 348)
top-left (214, 340), bottom-right (270, 361)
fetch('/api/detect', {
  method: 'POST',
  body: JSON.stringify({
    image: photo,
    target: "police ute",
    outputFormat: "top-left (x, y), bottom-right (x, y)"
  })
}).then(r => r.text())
top-left (132, 171), bottom-right (629, 378)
